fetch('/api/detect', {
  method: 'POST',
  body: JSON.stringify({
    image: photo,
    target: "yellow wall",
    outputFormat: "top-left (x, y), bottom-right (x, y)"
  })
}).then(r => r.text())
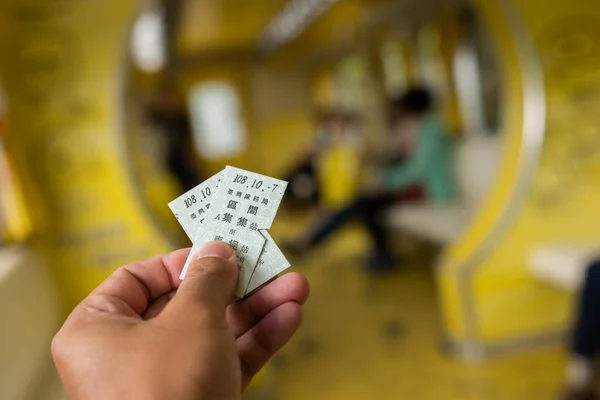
top-left (0, 0), bottom-right (173, 310)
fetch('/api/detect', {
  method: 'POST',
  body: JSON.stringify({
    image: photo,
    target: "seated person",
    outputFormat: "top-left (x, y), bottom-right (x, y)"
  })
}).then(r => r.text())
top-left (317, 110), bottom-right (365, 211)
top-left (283, 110), bottom-right (340, 209)
top-left (560, 260), bottom-right (600, 400)
top-left (287, 87), bottom-right (457, 271)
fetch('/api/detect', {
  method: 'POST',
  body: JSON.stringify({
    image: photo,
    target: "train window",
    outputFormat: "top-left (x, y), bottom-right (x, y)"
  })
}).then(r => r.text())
top-left (416, 25), bottom-right (447, 93)
top-left (188, 81), bottom-right (247, 160)
top-left (335, 54), bottom-right (366, 111)
top-left (454, 43), bottom-right (486, 133)
top-left (131, 5), bottom-right (165, 74)
top-left (454, 10), bottom-right (502, 134)
top-left (381, 39), bottom-right (409, 97)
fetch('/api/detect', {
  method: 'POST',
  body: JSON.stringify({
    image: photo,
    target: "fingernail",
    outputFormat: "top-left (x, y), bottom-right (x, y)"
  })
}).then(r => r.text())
top-left (194, 241), bottom-right (235, 261)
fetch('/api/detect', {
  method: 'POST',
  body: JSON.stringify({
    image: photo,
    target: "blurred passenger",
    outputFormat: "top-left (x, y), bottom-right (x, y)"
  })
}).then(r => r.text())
top-left (560, 261), bottom-right (600, 400)
top-left (286, 87), bottom-right (456, 271)
top-left (283, 110), bottom-right (338, 209)
top-left (148, 84), bottom-right (200, 191)
top-left (317, 110), bottom-right (364, 211)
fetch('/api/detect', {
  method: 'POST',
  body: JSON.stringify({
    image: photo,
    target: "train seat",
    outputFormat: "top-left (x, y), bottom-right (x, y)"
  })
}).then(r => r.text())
top-left (529, 244), bottom-right (600, 292)
top-left (388, 134), bottom-right (502, 245)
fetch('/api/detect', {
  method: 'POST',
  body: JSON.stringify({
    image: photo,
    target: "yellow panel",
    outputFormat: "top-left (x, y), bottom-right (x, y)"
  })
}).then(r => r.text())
top-left (0, 0), bottom-right (173, 310)
top-left (252, 113), bottom-right (314, 178)
top-left (436, 14), bottom-right (464, 134)
top-left (269, 0), bottom-right (366, 68)
top-left (312, 68), bottom-right (337, 109)
top-left (177, 0), bottom-right (286, 56)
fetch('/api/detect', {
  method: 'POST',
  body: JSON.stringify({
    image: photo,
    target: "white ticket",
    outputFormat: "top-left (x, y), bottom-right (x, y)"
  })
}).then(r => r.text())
top-left (168, 172), bottom-right (222, 241)
top-left (245, 230), bottom-right (290, 295)
top-left (170, 166), bottom-right (289, 298)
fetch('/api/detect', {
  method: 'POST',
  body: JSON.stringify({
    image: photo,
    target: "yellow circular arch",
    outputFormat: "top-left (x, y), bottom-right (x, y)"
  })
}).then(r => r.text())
top-left (440, 0), bottom-right (600, 359)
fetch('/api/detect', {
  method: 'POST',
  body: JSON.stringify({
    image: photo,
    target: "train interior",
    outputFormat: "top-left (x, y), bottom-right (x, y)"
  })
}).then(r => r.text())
top-left (2, 0), bottom-right (600, 399)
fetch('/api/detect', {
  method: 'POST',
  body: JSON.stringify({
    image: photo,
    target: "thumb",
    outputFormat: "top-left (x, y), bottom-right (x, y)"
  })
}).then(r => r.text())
top-left (167, 241), bottom-right (239, 321)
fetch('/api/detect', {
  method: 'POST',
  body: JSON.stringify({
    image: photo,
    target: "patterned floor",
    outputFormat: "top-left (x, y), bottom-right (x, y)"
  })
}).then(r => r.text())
top-left (257, 215), bottom-right (568, 400)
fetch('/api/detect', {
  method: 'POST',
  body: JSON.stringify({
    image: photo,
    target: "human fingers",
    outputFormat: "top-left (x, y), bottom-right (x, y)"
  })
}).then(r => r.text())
top-left (236, 302), bottom-right (303, 388)
top-left (227, 273), bottom-right (309, 338)
top-left (83, 248), bottom-right (191, 316)
top-left (143, 290), bottom-right (177, 320)
top-left (164, 242), bottom-right (238, 324)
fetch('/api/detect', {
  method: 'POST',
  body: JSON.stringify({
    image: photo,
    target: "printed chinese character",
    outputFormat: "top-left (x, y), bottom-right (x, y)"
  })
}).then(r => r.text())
top-left (229, 240), bottom-right (239, 250)
top-left (190, 213), bottom-right (197, 220)
top-left (227, 200), bottom-right (238, 210)
top-left (200, 219), bottom-right (205, 224)
top-left (244, 194), bottom-right (251, 200)
top-left (249, 223), bottom-right (258, 231)
top-left (247, 205), bottom-right (259, 216)
top-left (223, 213), bottom-right (233, 223)
top-left (239, 257), bottom-right (246, 265)
top-left (228, 189), bottom-right (234, 195)
top-left (206, 204), bottom-right (211, 210)
top-left (237, 217), bottom-right (248, 228)
top-left (240, 245), bottom-right (249, 254)
top-left (236, 191), bottom-right (243, 198)
top-left (262, 198), bottom-right (269, 205)
top-left (214, 214), bottom-right (221, 221)
top-left (214, 235), bottom-right (223, 241)
top-left (229, 229), bottom-right (236, 235)
top-left (253, 196), bottom-right (260, 202)
top-left (198, 208), bottom-right (205, 215)
top-left (259, 258), bottom-right (265, 265)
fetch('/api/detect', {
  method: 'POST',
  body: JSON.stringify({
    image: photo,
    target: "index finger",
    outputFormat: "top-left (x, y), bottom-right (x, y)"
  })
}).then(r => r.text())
top-left (88, 248), bottom-right (191, 316)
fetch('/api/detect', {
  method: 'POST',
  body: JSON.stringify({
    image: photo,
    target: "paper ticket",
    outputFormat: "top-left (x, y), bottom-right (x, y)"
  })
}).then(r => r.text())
top-left (171, 166), bottom-right (288, 298)
top-left (188, 166), bottom-right (287, 297)
top-left (245, 230), bottom-right (290, 295)
top-left (168, 172), bottom-right (222, 241)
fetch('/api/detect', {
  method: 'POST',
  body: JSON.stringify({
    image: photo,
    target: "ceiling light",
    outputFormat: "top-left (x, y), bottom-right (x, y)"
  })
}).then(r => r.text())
top-left (259, 0), bottom-right (340, 53)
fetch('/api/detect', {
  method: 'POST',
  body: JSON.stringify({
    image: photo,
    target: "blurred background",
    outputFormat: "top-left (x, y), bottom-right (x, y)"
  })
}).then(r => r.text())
top-left (1, 0), bottom-right (600, 399)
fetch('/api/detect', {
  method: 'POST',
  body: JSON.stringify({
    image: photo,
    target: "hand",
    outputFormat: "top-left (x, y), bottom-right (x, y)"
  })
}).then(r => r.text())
top-left (51, 242), bottom-right (309, 400)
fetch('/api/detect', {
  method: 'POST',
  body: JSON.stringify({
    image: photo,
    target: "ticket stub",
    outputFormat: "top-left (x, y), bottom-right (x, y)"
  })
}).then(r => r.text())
top-left (168, 172), bottom-right (222, 241)
top-left (173, 166), bottom-right (288, 298)
top-left (245, 230), bottom-right (290, 295)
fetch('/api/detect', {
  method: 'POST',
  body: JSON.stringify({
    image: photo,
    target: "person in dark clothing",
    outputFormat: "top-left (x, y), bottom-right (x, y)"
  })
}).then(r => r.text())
top-left (283, 153), bottom-right (320, 208)
top-left (560, 260), bottom-right (600, 400)
top-left (305, 185), bottom-right (424, 267)
top-left (148, 85), bottom-right (200, 191)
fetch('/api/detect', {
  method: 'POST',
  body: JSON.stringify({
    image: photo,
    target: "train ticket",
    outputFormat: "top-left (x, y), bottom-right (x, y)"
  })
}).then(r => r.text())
top-left (169, 166), bottom-right (289, 298)
top-left (168, 172), bottom-right (222, 241)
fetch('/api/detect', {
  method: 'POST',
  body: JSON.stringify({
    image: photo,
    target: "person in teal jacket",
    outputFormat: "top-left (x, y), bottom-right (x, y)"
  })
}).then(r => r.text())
top-left (383, 107), bottom-right (457, 203)
top-left (287, 87), bottom-right (457, 271)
